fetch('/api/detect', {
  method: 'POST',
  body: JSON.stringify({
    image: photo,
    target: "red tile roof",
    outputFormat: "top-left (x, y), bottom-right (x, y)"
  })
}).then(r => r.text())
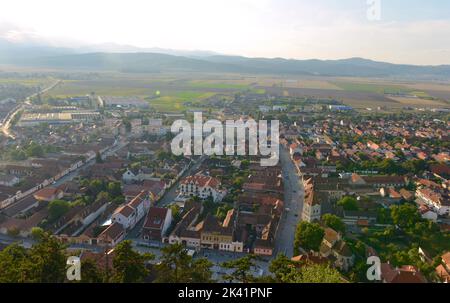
top-left (380, 263), bottom-right (427, 283)
top-left (181, 175), bottom-right (220, 189)
top-left (143, 207), bottom-right (168, 229)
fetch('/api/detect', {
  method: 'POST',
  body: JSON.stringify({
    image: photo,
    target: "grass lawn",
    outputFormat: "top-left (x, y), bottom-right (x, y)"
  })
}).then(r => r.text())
top-left (148, 91), bottom-right (216, 112)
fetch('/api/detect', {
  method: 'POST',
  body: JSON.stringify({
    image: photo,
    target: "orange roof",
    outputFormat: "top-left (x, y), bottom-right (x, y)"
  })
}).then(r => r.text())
top-left (436, 264), bottom-right (450, 282)
top-left (381, 263), bottom-right (427, 283)
top-left (128, 191), bottom-right (146, 208)
top-left (34, 187), bottom-right (60, 200)
top-left (98, 222), bottom-right (124, 241)
top-left (442, 252), bottom-right (450, 267)
top-left (115, 205), bottom-right (135, 218)
top-left (181, 175), bottom-right (220, 189)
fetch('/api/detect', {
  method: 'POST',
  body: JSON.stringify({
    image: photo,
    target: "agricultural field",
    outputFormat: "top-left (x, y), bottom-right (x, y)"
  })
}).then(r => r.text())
top-left (21, 71), bottom-right (450, 112)
top-left (40, 73), bottom-right (254, 112)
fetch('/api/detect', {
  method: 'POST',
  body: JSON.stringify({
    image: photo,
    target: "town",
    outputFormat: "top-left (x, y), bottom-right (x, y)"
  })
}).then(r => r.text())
top-left (0, 78), bottom-right (449, 283)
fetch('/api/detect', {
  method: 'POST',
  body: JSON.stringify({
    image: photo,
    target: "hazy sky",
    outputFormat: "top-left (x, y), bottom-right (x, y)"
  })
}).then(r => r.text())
top-left (1, 0), bottom-right (450, 65)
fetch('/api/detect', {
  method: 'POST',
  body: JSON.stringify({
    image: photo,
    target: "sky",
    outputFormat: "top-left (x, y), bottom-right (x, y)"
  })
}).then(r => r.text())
top-left (0, 0), bottom-right (450, 65)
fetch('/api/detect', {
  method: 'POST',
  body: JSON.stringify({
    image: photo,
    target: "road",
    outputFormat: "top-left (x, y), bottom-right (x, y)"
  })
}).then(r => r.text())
top-left (273, 147), bottom-right (304, 258)
top-left (52, 138), bottom-right (128, 188)
top-left (126, 155), bottom-right (206, 239)
top-left (158, 155), bottom-right (206, 207)
top-left (1, 80), bottom-right (61, 139)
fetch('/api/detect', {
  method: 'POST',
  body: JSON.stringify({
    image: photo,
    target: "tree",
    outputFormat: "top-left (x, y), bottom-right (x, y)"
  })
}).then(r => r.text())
top-left (216, 204), bottom-right (233, 221)
top-left (107, 182), bottom-right (122, 197)
top-left (294, 222), bottom-right (325, 254)
top-left (269, 254), bottom-right (294, 282)
top-left (322, 214), bottom-right (346, 233)
top-left (95, 191), bottom-right (111, 204)
top-left (9, 149), bottom-right (27, 161)
top-left (337, 196), bottom-right (359, 211)
top-left (112, 240), bottom-right (153, 283)
top-left (30, 227), bottom-right (45, 240)
top-left (0, 244), bottom-right (30, 282)
top-left (401, 159), bottom-right (428, 175)
top-left (48, 200), bottom-right (70, 222)
top-left (89, 179), bottom-right (105, 196)
top-left (95, 151), bottom-right (103, 163)
top-left (222, 254), bottom-right (259, 283)
top-left (268, 255), bottom-right (344, 283)
top-left (390, 203), bottom-right (421, 228)
top-left (294, 264), bottom-right (344, 283)
top-left (80, 258), bottom-right (105, 283)
top-left (26, 234), bottom-right (67, 283)
top-left (155, 244), bottom-right (213, 283)
top-left (25, 142), bottom-right (44, 158)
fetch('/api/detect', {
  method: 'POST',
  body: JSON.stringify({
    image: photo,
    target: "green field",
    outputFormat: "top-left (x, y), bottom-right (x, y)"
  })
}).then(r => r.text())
top-left (147, 91), bottom-right (217, 111)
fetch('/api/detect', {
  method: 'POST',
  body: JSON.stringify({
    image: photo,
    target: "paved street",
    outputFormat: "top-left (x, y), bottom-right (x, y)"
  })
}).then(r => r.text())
top-left (126, 155), bottom-right (206, 239)
top-left (158, 155), bottom-right (206, 207)
top-left (273, 147), bottom-right (304, 258)
top-left (1, 80), bottom-right (61, 139)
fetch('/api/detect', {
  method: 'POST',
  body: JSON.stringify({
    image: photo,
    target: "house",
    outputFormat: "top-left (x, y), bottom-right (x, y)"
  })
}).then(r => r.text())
top-left (400, 189), bottom-right (414, 201)
top-left (80, 250), bottom-right (115, 272)
top-left (111, 191), bottom-right (151, 230)
top-left (142, 207), bottom-right (173, 241)
top-left (168, 202), bottom-right (202, 248)
top-left (351, 174), bottom-right (407, 189)
top-left (199, 213), bottom-right (243, 252)
top-left (0, 207), bottom-right (49, 237)
top-left (301, 178), bottom-right (321, 222)
top-left (291, 253), bottom-right (329, 265)
top-left (122, 168), bottom-right (139, 184)
top-left (319, 228), bottom-right (354, 271)
top-left (430, 164), bottom-right (450, 179)
top-left (380, 263), bottom-right (427, 283)
top-left (97, 222), bottom-right (125, 247)
top-left (435, 252), bottom-right (450, 283)
top-left (111, 204), bottom-right (136, 230)
top-left (33, 187), bottom-right (64, 202)
top-left (253, 216), bottom-right (278, 256)
top-left (179, 175), bottom-right (226, 202)
top-left (419, 205), bottom-right (438, 222)
top-left (2, 196), bottom-right (39, 217)
top-left (416, 188), bottom-right (450, 216)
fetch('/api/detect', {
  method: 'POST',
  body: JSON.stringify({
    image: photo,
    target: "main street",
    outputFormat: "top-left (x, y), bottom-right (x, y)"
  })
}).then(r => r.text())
top-left (273, 147), bottom-right (304, 258)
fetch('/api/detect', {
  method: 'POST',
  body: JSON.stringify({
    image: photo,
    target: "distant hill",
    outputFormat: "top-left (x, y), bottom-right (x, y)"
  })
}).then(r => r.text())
top-left (1, 39), bottom-right (449, 79)
top-left (0, 39), bottom-right (75, 63)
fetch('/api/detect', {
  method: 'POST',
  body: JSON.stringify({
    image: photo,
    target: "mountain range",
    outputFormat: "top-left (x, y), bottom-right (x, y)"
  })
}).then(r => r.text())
top-left (1, 39), bottom-right (449, 79)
